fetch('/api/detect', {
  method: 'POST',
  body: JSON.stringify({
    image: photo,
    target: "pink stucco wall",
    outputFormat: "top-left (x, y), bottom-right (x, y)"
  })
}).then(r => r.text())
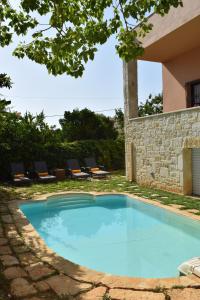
top-left (163, 46), bottom-right (200, 112)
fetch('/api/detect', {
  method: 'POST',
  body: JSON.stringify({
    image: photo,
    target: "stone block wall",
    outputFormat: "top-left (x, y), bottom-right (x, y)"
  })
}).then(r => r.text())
top-left (125, 106), bottom-right (200, 194)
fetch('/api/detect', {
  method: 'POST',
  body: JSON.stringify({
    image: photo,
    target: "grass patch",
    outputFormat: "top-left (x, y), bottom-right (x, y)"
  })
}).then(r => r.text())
top-left (1, 170), bottom-right (200, 213)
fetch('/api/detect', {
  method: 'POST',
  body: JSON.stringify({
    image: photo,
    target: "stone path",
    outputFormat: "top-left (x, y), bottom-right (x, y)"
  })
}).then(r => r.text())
top-left (0, 197), bottom-right (200, 300)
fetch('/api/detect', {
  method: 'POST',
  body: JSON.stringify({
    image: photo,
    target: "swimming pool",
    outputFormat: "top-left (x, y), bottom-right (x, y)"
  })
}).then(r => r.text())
top-left (20, 193), bottom-right (200, 278)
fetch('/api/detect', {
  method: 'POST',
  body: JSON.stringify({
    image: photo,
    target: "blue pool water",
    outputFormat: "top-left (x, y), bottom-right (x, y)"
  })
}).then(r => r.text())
top-left (20, 194), bottom-right (200, 278)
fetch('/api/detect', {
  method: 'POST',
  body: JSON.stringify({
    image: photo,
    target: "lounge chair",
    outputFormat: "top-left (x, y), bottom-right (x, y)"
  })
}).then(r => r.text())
top-left (11, 163), bottom-right (32, 185)
top-left (178, 257), bottom-right (200, 277)
top-left (84, 157), bottom-right (111, 178)
top-left (66, 159), bottom-right (90, 179)
top-left (34, 161), bottom-right (56, 183)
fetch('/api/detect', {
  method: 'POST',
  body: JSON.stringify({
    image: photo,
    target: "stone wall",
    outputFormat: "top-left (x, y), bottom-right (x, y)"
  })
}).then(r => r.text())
top-left (125, 106), bottom-right (200, 194)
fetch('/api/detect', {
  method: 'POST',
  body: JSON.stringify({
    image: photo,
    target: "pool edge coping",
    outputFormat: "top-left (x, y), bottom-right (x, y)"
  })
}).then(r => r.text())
top-left (21, 190), bottom-right (200, 223)
top-left (8, 191), bottom-right (200, 291)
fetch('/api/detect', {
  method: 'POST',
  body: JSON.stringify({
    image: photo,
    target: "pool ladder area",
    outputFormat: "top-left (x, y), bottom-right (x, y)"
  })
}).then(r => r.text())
top-left (46, 194), bottom-right (95, 209)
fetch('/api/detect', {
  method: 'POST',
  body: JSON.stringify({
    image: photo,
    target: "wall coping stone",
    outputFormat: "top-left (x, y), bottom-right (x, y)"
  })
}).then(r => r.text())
top-left (129, 106), bottom-right (200, 122)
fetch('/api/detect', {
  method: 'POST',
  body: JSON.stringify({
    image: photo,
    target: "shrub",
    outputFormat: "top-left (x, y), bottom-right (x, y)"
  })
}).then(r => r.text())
top-left (0, 139), bottom-right (125, 180)
top-left (38, 139), bottom-right (125, 171)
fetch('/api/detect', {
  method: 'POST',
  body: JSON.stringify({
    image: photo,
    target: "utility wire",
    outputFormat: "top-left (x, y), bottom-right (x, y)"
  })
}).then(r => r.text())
top-left (1, 93), bottom-right (124, 118)
top-left (45, 107), bottom-right (124, 118)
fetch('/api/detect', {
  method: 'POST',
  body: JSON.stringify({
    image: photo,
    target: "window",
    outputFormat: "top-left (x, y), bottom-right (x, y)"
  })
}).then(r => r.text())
top-left (191, 81), bottom-right (200, 107)
top-left (186, 80), bottom-right (200, 108)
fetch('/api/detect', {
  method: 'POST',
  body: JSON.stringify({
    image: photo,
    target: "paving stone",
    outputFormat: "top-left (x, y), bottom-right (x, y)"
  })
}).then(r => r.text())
top-left (13, 214), bottom-right (23, 221)
top-left (46, 275), bottom-right (92, 297)
top-left (0, 255), bottom-right (19, 266)
top-left (158, 276), bottom-right (200, 290)
top-left (49, 256), bottom-right (104, 284)
top-left (0, 237), bottom-right (8, 246)
top-left (0, 206), bottom-right (9, 213)
top-left (4, 224), bottom-right (16, 231)
top-left (6, 230), bottom-right (19, 239)
top-left (187, 209), bottom-right (199, 214)
top-left (0, 227), bottom-right (4, 237)
top-left (109, 289), bottom-right (165, 300)
top-left (13, 245), bottom-right (30, 254)
top-left (22, 224), bottom-right (34, 232)
top-left (10, 236), bottom-right (24, 246)
top-left (168, 288), bottom-right (200, 300)
top-left (18, 252), bottom-right (40, 266)
top-left (34, 280), bottom-right (50, 292)
top-left (15, 218), bottom-right (29, 227)
top-left (10, 278), bottom-right (37, 298)
top-left (100, 275), bottom-right (146, 289)
top-left (170, 204), bottom-right (183, 209)
top-left (26, 263), bottom-right (55, 281)
top-left (1, 214), bottom-right (13, 224)
top-left (0, 245), bottom-right (12, 255)
top-left (23, 298), bottom-right (46, 300)
top-left (76, 287), bottom-right (107, 299)
top-left (3, 266), bottom-right (28, 280)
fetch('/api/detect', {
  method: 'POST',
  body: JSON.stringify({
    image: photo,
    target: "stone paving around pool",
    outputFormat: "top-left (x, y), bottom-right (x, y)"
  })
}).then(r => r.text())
top-left (1, 193), bottom-right (200, 299)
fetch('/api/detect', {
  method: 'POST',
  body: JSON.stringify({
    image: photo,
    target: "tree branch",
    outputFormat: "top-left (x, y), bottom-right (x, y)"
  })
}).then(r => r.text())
top-left (118, 0), bottom-right (128, 29)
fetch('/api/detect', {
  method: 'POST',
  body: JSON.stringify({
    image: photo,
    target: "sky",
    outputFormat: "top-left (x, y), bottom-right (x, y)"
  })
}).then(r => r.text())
top-left (0, 35), bottom-right (162, 127)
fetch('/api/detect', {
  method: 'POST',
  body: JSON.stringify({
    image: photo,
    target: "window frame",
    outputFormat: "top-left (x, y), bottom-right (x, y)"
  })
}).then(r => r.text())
top-left (186, 79), bottom-right (200, 108)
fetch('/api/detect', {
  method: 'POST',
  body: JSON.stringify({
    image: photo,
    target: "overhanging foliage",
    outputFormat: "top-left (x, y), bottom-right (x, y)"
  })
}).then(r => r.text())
top-left (1, 0), bottom-right (183, 77)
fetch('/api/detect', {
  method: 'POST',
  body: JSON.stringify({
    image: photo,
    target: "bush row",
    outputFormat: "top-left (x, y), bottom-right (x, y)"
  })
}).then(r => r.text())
top-left (0, 139), bottom-right (125, 180)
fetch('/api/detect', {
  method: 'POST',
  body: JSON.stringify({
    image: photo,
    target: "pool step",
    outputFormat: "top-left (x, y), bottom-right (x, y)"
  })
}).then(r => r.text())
top-left (48, 201), bottom-right (93, 210)
top-left (46, 196), bottom-right (95, 209)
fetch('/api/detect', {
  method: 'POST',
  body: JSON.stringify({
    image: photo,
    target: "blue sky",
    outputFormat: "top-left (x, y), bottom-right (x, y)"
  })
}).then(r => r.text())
top-left (0, 36), bottom-right (162, 126)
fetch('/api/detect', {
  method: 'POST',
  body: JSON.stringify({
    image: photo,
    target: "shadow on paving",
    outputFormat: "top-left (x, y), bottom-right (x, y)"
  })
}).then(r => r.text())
top-left (0, 188), bottom-right (109, 300)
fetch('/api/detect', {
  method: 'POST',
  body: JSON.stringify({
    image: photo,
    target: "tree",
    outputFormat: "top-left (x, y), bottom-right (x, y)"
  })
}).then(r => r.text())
top-left (0, 108), bottom-right (63, 177)
top-left (0, 73), bottom-right (12, 112)
top-left (114, 108), bottom-right (124, 138)
top-left (0, 73), bottom-right (12, 89)
top-left (59, 108), bottom-right (118, 141)
top-left (1, 0), bottom-right (183, 77)
top-left (138, 93), bottom-right (163, 117)
top-left (112, 94), bottom-right (163, 129)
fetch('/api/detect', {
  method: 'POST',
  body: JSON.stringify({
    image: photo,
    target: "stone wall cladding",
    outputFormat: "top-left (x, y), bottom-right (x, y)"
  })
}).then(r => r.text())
top-left (125, 107), bottom-right (200, 194)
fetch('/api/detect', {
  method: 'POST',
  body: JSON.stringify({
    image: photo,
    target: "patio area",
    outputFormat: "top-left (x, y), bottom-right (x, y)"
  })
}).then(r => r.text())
top-left (1, 174), bottom-right (200, 299)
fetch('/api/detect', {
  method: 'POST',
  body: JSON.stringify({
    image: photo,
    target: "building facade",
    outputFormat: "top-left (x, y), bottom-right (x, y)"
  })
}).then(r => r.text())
top-left (124, 0), bottom-right (200, 195)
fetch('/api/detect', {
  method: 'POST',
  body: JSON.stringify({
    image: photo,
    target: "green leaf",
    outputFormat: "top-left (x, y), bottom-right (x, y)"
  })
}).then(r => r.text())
top-left (1, 0), bottom-right (183, 76)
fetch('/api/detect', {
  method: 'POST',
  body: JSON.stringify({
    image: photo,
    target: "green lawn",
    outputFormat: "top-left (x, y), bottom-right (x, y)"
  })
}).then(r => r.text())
top-left (1, 171), bottom-right (200, 214)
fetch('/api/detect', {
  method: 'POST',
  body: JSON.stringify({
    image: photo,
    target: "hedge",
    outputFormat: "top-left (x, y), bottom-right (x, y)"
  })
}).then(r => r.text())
top-left (0, 139), bottom-right (125, 180)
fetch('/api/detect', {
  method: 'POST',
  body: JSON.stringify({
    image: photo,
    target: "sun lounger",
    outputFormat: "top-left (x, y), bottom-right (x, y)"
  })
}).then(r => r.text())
top-left (84, 157), bottom-right (110, 178)
top-left (178, 257), bottom-right (200, 277)
top-left (34, 161), bottom-right (56, 183)
top-left (11, 163), bottom-right (32, 185)
top-left (66, 159), bottom-right (90, 179)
